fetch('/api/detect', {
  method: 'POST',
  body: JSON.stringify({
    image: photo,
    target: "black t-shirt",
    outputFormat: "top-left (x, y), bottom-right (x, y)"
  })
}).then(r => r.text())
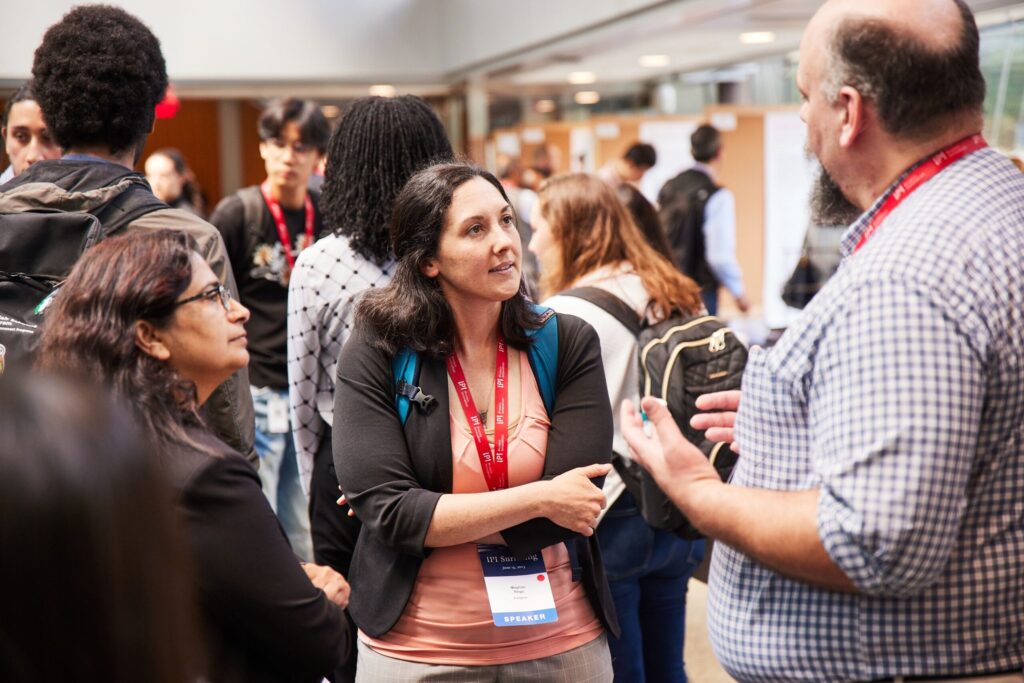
top-left (210, 187), bottom-right (325, 389)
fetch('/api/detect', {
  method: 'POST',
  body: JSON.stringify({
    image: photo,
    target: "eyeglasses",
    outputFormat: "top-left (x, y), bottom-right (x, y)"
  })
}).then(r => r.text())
top-left (174, 284), bottom-right (234, 312)
top-left (263, 138), bottom-right (316, 156)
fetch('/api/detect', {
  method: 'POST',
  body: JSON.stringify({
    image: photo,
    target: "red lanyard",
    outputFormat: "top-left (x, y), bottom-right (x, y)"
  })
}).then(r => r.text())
top-left (260, 180), bottom-right (314, 269)
top-left (447, 336), bottom-right (509, 491)
top-left (854, 134), bottom-right (987, 253)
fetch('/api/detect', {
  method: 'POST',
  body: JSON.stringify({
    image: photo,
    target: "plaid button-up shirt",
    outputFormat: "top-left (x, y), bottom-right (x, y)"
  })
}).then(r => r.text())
top-left (708, 147), bottom-right (1024, 682)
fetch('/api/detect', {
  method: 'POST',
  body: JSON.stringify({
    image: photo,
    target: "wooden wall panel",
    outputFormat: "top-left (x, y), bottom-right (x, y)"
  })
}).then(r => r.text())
top-left (240, 101), bottom-right (267, 189)
top-left (137, 99), bottom-right (222, 207)
top-left (714, 110), bottom-right (766, 310)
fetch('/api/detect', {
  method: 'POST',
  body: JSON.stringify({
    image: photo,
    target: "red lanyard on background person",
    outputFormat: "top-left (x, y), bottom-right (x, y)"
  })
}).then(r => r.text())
top-left (259, 180), bottom-right (314, 269)
top-left (447, 336), bottom-right (510, 491)
top-left (854, 134), bottom-right (987, 253)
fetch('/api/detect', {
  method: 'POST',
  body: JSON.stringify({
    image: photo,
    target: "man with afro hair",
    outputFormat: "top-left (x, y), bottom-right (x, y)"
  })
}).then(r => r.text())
top-left (0, 4), bottom-right (255, 461)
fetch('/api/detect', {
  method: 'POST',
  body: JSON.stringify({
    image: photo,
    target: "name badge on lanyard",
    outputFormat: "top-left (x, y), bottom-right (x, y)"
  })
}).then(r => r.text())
top-left (448, 338), bottom-right (560, 626)
top-left (477, 544), bottom-right (558, 627)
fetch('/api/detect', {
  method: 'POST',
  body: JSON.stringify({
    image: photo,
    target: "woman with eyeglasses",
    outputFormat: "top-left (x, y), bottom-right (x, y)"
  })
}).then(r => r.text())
top-left (36, 229), bottom-right (351, 683)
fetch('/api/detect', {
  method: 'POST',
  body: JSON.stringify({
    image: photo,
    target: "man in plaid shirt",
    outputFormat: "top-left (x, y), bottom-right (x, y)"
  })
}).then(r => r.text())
top-left (622, 1), bottom-right (1024, 681)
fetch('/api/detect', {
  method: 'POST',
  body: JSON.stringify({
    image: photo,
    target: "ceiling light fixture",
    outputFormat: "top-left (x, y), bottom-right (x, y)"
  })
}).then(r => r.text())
top-left (740, 31), bottom-right (776, 44)
top-left (574, 91), bottom-right (600, 105)
top-left (568, 71), bottom-right (597, 85)
top-left (368, 84), bottom-right (396, 97)
top-left (639, 54), bottom-right (670, 68)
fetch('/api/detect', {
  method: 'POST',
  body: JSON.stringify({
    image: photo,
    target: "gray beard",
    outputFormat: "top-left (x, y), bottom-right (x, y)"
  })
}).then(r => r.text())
top-left (810, 166), bottom-right (862, 226)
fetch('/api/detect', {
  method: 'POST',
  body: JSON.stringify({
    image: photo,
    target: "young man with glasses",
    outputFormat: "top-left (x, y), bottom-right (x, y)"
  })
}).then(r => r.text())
top-left (211, 98), bottom-right (330, 561)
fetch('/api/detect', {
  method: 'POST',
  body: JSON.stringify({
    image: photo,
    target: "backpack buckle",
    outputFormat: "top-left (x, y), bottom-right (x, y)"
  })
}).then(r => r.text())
top-left (396, 380), bottom-right (437, 414)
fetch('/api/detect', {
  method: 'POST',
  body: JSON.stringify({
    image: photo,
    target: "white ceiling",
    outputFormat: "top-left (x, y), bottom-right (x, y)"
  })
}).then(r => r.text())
top-left (1, 0), bottom-right (1020, 97)
top-left (485, 0), bottom-right (1024, 90)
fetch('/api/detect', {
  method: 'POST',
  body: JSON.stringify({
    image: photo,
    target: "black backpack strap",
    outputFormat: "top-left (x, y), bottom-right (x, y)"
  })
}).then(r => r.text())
top-left (237, 186), bottom-right (267, 246)
top-left (560, 286), bottom-right (643, 337)
top-left (94, 178), bottom-right (169, 236)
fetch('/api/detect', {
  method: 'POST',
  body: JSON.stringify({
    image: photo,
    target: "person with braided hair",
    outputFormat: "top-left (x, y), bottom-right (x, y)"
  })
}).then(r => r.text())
top-left (286, 94), bottom-right (453, 682)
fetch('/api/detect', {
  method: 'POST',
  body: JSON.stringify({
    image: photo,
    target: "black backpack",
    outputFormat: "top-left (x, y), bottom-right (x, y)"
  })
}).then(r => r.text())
top-left (563, 286), bottom-right (747, 539)
top-left (657, 169), bottom-right (720, 291)
top-left (0, 180), bottom-right (166, 373)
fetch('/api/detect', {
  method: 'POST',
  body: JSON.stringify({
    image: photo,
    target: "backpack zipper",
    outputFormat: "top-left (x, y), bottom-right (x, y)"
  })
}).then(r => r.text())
top-left (658, 329), bottom-right (735, 400)
top-left (639, 316), bottom-right (717, 396)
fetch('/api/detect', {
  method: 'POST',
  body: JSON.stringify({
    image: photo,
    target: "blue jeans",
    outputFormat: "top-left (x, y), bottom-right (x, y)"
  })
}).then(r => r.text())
top-left (597, 491), bottom-right (706, 683)
top-left (701, 287), bottom-right (718, 316)
top-left (252, 386), bottom-right (312, 561)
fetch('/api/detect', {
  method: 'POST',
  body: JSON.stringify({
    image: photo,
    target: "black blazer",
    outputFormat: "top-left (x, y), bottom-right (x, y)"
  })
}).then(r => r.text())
top-left (334, 313), bottom-right (619, 638)
top-left (164, 428), bottom-right (349, 683)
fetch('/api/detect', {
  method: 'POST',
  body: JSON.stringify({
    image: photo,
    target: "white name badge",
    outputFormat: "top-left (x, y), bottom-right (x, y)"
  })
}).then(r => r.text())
top-left (267, 394), bottom-right (290, 434)
top-left (477, 544), bottom-right (558, 627)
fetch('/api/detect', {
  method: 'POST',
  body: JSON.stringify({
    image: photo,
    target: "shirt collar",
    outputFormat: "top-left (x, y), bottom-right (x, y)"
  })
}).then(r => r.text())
top-left (690, 161), bottom-right (716, 181)
top-left (838, 160), bottom-right (926, 259)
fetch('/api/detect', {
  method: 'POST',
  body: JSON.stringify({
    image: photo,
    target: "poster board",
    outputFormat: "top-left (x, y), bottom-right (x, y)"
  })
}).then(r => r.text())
top-left (637, 120), bottom-right (699, 203)
top-left (762, 111), bottom-right (817, 329)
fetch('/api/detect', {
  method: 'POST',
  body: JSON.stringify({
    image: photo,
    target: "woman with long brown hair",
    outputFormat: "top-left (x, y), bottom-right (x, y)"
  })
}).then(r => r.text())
top-left (35, 230), bottom-right (350, 683)
top-left (529, 172), bottom-right (705, 683)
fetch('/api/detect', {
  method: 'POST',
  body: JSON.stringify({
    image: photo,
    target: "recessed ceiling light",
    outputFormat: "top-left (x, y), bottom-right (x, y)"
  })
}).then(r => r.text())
top-left (574, 91), bottom-right (600, 105)
top-left (639, 54), bottom-right (670, 68)
top-left (740, 31), bottom-right (776, 44)
top-left (368, 84), bottom-right (396, 97)
top-left (568, 71), bottom-right (597, 85)
top-left (535, 99), bottom-right (557, 113)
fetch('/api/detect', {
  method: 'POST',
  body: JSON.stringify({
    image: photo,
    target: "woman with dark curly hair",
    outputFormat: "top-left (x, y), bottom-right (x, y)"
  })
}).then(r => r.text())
top-left (334, 162), bottom-right (617, 681)
top-left (287, 95), bottom-right (453, 576)
top-left (36, 230), bottom-right (350, 683)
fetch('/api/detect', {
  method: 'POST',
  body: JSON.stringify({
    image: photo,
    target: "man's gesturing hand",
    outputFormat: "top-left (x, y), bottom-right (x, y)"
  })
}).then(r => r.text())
top-left (691, 390), bottom-right (742, 453)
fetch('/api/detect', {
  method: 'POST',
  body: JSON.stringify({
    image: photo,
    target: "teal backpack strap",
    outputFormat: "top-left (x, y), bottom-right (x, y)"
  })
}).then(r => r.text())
top-left (392, 347), bottom-right (437, 425)
top-left (525, 305), bottom-right (559, 416)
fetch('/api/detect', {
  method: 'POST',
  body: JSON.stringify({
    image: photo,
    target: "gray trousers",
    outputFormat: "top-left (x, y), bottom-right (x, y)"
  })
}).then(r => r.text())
top-left (355, 633), bottom-right (613, 683)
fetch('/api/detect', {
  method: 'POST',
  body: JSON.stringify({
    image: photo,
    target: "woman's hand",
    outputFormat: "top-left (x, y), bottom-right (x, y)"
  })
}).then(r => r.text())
top-left (690, 390), bottom-right (742, 453)
top-left (301, 563), bottom-right (351, 609)
top-left (539, 463), bottom-right (611, 536)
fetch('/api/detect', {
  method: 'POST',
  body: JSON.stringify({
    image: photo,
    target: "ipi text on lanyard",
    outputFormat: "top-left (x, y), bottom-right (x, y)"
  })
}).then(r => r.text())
top-left (447, 336), bottom-right (509, 491)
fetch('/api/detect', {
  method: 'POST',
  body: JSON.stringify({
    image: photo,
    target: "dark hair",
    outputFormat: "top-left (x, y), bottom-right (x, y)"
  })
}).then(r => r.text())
top-left (690, 125), bottom-right (722, 163)
top-left (258, 98), bottom-right (330, 154)
top-left (356, 162), bottom-right (541, 356)
top-left (0, 374), bottom-right (201, 683)
top-left (623, 142), bottom-right (657, 169)
top-left (321, 95), bottom-right (453, 265)
top-left (149, 147), bottom-right (199, 208)
top-left (31, 5), bottom-right (167, 155)
top-left (615, 184), bottom-right (674, 261)
top-left (826, 0), bottom-right (984, 140)
top-left (2, 81), bottom-right (35, 129)
top-left (36, 230), bottom-right (210, 454)
top-left (153, 146), bottom-right (186, 175)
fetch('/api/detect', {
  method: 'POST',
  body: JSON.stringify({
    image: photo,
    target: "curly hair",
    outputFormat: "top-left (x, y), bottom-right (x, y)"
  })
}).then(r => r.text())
top-left (32, 5), bottom-right (168, 155)
top-left (35, 230), bottom-right (209, 455)
top-left (356, 162), bottom-right (541, 357)
top-left (321, 95), bottom-right (453, 266)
